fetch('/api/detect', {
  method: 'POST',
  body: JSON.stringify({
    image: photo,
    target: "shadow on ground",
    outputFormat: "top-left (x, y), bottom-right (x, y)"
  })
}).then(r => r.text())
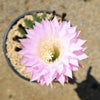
top-left (69, 67), bottom-right (100, 100)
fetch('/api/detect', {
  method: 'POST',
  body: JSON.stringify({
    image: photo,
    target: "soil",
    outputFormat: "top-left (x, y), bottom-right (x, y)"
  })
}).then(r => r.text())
top-left (0, 0), bottom-right (100, 100)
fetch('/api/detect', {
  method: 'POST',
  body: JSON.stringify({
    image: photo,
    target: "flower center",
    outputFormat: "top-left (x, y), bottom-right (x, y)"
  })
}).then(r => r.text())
top-left (39, 39), bottom-right (60, 63)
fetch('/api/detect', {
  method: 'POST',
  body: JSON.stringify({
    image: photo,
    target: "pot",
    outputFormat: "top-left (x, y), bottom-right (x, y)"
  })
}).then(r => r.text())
top-left (3, 10), bottom-right (67, 82)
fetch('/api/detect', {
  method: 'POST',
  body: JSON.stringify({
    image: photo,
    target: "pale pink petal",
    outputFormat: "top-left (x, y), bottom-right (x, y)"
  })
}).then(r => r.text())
top-left (30, 72), bottom-right (39, 82)
top-left (78, 53), bottom-right (88, 60)
top-left (52, 16), bottom-right (59, 28)
top-left (64, 66), bottom-right (72, 78)
top-left (20, 57), bottom-right (28, 63)
top-left (70, 64), bottom-right (78, 71)
top-left (81, 46), bottom-right (88, 51)
top-left (26, 29), bottom-right (35, 38)
top-left (57, 64), bottom-right (63, 74)
top-left (34, 21), bottom-right (42, 28)
top-left (73, 51), bottom-right (83, 56)
top-left (59, 22), bottom-right (67, 36)
top-left (74, 31), bottom-right (81, 38)
top-left (72, 67), bottom-right (78, 71)
top-left (66, 21), bottom-right (71, 28)
top-left (70, 44), bottom-right (83, 52)
top-left (69, 59), bottom-right (79, 66)
top-left (67, 26), bottom-right (77, 34)
top-left (26, 29), bottom-right (34, 35)
top-left (25, 66), bottom-right (33, 73)
top-left (40, 78), bottom-right (45, 86)
top-left (44, 74), bottom-right (52, 86)
top-left (76, 39), bottom-right (87, 46)
top-left (24, 59), bottom-right (39, 66)
top-left (57, 74), bottom-right (65, 85)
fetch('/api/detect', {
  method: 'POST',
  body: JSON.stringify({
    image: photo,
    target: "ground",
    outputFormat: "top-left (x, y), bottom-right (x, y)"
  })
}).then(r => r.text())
top-left (0, 0), bottom-right (100, 100)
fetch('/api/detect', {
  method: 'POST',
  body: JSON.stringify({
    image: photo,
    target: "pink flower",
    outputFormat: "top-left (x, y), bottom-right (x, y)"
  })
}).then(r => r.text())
top-left (19, 17), bottom-right (88, 86)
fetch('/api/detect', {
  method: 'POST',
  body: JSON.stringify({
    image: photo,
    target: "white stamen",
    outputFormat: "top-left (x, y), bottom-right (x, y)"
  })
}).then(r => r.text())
top-left (39, 38), bottom-right (61, 63)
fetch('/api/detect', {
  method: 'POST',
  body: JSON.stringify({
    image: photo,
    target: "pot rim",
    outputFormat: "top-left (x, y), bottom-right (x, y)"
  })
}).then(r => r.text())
top-left (3, 10), bottom-right (67, 82)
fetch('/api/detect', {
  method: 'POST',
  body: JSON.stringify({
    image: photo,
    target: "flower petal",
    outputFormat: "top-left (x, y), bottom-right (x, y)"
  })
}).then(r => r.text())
top-left (78, 53), bottom-right (88, 60)
top-left (64, 66), bottom-right (72, 78)
top-left (25, 66), bottom-right (33, 73)
top-left (57, 74), bottom-right (65, 85)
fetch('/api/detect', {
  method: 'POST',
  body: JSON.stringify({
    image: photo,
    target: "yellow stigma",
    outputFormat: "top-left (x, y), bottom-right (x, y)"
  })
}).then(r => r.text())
top-left (39, 38), bottom-right (60, 63)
